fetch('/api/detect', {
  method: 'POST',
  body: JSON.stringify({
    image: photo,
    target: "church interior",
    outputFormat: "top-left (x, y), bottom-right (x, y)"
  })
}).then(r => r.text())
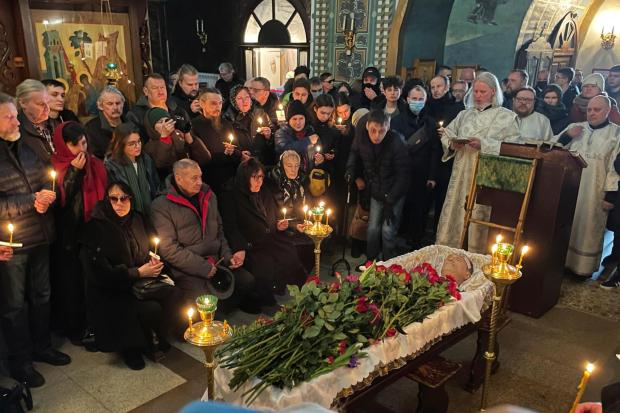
top-left (0, 0), bottom-right (619, 412)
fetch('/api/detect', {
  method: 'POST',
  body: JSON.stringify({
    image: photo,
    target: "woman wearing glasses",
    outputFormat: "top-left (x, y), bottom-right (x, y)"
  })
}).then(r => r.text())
top-left (223, 85), bottom-right (275, 167)
top-left (220, 158), bottom-right (307, 312)
top-left (104, 123), bottom-right (160, 215)
top-left (79, 181), bottom-right (170, 370)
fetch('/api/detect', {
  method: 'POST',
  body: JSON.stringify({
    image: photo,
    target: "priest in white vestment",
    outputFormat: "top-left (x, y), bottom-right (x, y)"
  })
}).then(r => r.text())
top-left (554, 95), bottom-right (620, 276)
top-left (436, 72), bottom-right (520, 252)
top-left (513, 87), bottom-right (553, 142)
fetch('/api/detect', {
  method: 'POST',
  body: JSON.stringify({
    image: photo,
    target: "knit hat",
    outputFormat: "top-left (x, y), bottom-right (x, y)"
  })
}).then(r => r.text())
top-left (582, 73), bottom-right (605, 91)
top-left (145, 107), bottom-right (170, 130)
top-left (286, 99), bottom-right (307, 121)
top-left (294, 65), bottom-right (310, 78)
top-left (351, 108), bottom-right (369, 127)
top-left (362, 66), bottom-right (381, 81)
top-left (543, 83), bottom-right (563, 99)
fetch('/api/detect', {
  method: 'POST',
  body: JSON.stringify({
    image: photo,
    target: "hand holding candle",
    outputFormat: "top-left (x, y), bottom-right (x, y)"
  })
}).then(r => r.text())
top-left (569, 363), bottom-right (595, 413)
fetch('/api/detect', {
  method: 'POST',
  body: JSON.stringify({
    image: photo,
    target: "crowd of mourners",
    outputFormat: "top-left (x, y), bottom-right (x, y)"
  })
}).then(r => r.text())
top-left (1, 60), bottom-right (620, 388)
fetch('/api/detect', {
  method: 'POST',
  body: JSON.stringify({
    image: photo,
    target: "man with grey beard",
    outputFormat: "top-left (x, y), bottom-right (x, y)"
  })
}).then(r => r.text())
top-left (190, 87), bottom-right (241, 194)
top-left (0, 92), bottom-right (71, 388)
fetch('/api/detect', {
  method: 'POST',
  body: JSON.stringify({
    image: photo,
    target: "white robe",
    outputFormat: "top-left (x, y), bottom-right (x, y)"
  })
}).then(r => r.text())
top-left (516, 112), bottom-right (553, 142)
top-left (436, 106), bottom-right (520, 252)
top-left (554, 122), bottom-right (620, 275)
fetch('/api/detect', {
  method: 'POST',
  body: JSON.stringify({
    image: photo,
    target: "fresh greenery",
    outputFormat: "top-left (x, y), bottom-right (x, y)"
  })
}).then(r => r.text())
top-left (217, 261), bottom-right (461, 405)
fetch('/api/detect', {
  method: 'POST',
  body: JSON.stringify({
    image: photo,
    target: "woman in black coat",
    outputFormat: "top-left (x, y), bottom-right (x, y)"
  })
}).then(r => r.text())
top-left (220, 159), bottom-right (307, 308)
top-left (535, 84), bottom-right (571, 135)
top-left (79, 181), bottom-right (170, 370)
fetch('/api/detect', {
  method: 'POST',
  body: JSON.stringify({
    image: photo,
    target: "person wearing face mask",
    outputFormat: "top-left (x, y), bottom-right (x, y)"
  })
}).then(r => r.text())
top-left (50, 121), bottom-right (107, 345)
top-left (41, 79), bottom-right (79, 131)
top-left (391, 86), bottom-right (441, 248)
top-left (360, 66), bottom-right (384, 110)
top-left (436, 72), bottom-right (520, 252)
top-left (170, 64), bottom-right (202, 119)
top-left (310, 77), bottom-right (323, 99)
top-left (223, 85), bottom-right (274, 166)
top-left (85, 86), bottom-right (127, 160)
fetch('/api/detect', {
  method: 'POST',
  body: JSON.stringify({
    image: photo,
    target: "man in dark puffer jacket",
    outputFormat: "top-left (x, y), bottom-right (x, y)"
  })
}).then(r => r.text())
top-left (346, 109), bottom-right (410, 266)
top-left (0, 93), bottom-right (71, 389)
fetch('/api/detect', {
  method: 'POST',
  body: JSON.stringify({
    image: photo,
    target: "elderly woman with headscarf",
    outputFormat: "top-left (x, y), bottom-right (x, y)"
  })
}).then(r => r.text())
top-left (50, 121), bottom-right (107, 342)
top-left (223, 85), bottom-right (275, 166)
top-left (436, 72), bottom-right (520, 252)
top-left (535, 84), bottom-right (570, 135)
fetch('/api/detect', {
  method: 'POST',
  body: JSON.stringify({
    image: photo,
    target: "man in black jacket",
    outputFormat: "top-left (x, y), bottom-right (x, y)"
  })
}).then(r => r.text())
top-left (249, 77), bottom-right (280, 125)
top-left (346, 109), bottom-right (410, 266)
top-left (0, 93), bottom-right (71, 388)
top-left (85, 85), bottom-right (126, 159)
top-left (169, 64), bottom-right (201, 119)
top-left (391, 85), bottom-right (442, 248)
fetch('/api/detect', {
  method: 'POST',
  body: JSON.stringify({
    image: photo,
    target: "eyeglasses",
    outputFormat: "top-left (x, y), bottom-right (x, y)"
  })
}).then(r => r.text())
top-left (126, 140), bottom-right (142, 148)
top-left (251, 174), bottom-right (265, 180)
top-left (109, 195), bottom-right (132, 204)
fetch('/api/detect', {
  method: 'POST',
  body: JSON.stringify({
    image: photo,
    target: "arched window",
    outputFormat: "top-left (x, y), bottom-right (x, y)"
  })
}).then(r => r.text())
top-left (244, 0), bottom-right (307, 44)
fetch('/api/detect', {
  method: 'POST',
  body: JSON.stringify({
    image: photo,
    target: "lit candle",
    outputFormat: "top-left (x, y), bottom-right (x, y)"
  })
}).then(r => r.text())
top-left (491, 244), bottom-right (498, 266)
top-left (319, 201), bottom-right (325, 209)
top-left (337, 116), bottom-right (343, 125)
top-left (282, 207), bottom-right (287, 220)
top-left (277, 104), bottom-right (286, 122)
top-left (517, 245), bottom-right (529, 268)
top-left (569, 363), bottom-right (595, 413)
top-left (326, 208), bottom-right (332, 226)
top-left (495, 234), bottom-right (502, 244)
top-left (8, 223), bottom-right (14, 245)
top-left (303, 205), bottom-right (309, 225)
top-left (187, 308), bottom-right (194, 333)
top-left (316, 145), bottom-right (321, 153)
top-left (153, 237), bottom-right (160, 255)
top-left (228, 134), bottom-right (234, 145)
top-left (438, 120), bottom-right (444, 128)
top-left (50, 170), bottom-right (57, 192)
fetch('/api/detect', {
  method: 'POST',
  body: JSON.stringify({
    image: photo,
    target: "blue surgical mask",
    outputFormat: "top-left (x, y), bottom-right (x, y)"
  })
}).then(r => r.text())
top-left (408, 100), bottom-right (425, 114)
top-left (312, 91), bottom-right (321, 99)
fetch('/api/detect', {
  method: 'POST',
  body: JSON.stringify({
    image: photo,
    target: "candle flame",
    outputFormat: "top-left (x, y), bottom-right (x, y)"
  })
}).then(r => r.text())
top-left (187, 308), bottom-right (194, 318)
top-left (279, 104), bottom-right (283, 110)
top-left (319, 201), bottom-right (325, 208)
top-left (7, 223), bottom-right (14, 233)
top-left (50, 170), bottom-right (57, 179)
top-left (521, 245), bottom-right (529, 255)
top-left (282, 207), bottom-right (287, 215)
top-left (495, 234), bottom-right (503, 244)
top-left (258, 117), bottom-right (263, 125)
top-left (303, 205), bottom-right (308, 213)
top-left (337, 117), bottom-right (343, 123)
top-left (326, 208), bottom-right (332, 216)
top-left (316, 146), bottom-right (321, 153)
top-left (491, 244), bottom-right (498, 253)
top-left (439, 120), bottom-right (444, 127)
top-left (153, 237), bottom-right (160, 246)
top-left (228, 134), bottom-right (234, 142)
top-left (586, 363), bottom-right (594, 373)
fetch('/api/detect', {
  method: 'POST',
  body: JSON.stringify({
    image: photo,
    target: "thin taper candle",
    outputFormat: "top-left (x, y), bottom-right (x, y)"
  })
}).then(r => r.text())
top-left (326, 208), bottom-right (332, 226)
top-left (50, 170), bottom-right (57, 192)
top-left (517, 245), bottom-right (529, 268)
top-left (187, 308), bottom-right (194, 333)
top-left (569, 363), bottom-right (594, 413)
top-left (153, 237), bottom-right (160, 255)
top-left (8, 223), bottom-right (14, 244)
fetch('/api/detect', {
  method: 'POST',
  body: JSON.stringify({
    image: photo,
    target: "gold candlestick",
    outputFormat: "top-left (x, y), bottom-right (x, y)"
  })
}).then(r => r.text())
top-left (568, 363), bottom-right (594, 413)
top-left (303, 203), bottom-right (332, 278)
top-left (184, 295), bottom-right (232, 400)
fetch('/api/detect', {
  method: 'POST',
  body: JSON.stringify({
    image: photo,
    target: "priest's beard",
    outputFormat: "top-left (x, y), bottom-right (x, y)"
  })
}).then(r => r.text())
top-left (1, 131), bottom-right (20, 142)
top-left (207, 115), bottom-right (222, 131)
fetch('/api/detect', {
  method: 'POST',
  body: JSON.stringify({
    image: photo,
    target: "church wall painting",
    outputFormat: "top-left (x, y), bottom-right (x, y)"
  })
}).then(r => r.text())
top-left (31, 9), bottom-right (136, 117)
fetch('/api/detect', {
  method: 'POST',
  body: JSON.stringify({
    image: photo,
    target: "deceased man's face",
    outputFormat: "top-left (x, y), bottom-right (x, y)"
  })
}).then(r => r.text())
top-left (441, 254), bottom-right (473, 285)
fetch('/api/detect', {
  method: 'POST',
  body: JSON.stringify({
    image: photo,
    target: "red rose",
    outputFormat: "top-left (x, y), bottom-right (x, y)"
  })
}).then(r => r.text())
top-left (338, 340), bottom-right (347, 355)
top-left (327, 355), bottom-right (334, 364)
top-left (386, 327), bottom-right (397, 337)
top-left (345, 274), bottom-right (359, 283)
top-left (356, 296), bottom-right (369, 313)
top-left (368, 303), bottom-right (381, 324)
top-left (305, 275), bottom-right (320, 285)
top-left (329, 281), bottom-right (341, 292)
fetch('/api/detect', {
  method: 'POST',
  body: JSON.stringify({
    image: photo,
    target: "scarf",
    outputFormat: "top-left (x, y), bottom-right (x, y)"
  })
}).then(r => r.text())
top-left (120, 156), bottom-right (153, 215)
top-left (51, 122), bottom-right (107, 222)
top-left (271, 161), bottom-right (305, 207)
top-left (537, 101), bottom-right (568, 122)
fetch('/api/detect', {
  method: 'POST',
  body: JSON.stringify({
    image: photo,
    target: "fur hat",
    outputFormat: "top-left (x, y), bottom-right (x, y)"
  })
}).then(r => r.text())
top-left (582, 73), bottom-right (605, 91)
top-left (286, 99), bottom-right (307, 121)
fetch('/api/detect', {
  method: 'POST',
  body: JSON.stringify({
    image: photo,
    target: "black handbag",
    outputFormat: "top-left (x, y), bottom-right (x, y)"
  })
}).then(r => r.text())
top-left (0, 375), bottom-right (33, 412)
top-left (132, 275), bottom-right (175, 301)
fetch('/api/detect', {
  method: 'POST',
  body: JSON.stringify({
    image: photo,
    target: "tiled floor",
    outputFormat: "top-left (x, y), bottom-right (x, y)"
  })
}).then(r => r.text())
top-left (27, 244), bottom-right (620, 413)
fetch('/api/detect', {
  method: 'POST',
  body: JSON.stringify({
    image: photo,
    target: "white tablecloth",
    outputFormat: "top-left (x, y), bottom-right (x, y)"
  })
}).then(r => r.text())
top-left (209, 245), bottom-right (494, 411)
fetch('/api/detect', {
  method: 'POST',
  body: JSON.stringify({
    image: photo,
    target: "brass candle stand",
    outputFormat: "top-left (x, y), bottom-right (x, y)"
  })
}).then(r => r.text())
top-left (303, 204), bottom-right (332, 278)
top-left (479, 242), bottom-right (525, 411)
top-left (184, 294), bottom-right (232, 400)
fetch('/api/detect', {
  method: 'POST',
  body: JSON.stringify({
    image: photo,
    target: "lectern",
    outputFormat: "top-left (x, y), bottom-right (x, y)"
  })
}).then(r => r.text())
top-left (476, 143), bottom-right (586, 317)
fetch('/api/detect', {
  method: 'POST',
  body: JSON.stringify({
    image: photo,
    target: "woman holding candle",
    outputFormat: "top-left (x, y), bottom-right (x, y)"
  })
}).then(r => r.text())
top-left (220, 159), bottom-right (307, 309)
top-left (223, 85), bottom-right (275, 166)
top-left (50, 121), bottom-right (107, 343)
top-left (79, 182), bottom-right (171, 370)
top-left (275, 99), bottom-right (321, 173)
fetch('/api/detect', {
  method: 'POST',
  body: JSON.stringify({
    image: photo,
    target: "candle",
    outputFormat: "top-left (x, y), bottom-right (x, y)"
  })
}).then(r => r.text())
top-left (303, 205), bottom-right (309, 224)
top-left (7, 223), bottom-right (14, 245)
top-left (491, 244), bottom-right (498, 266)
top-left (350, 12), bottom-right (354, 30)
top-left (438, 120), bottom-right (444, 128)
top-left (495, 234), bottom-right (502, 244)
top-left (319, 201), bottom-right (325, 209)
top-left (517, 245), bottom-right (529, 268)
top-left (282, 207), bottom-right (287, 220)
top-left (337, 116), bottom-right (343, 125)
top-left (50, 170), bottom-right (57, 192)
top-left (228, 134), bottom-right (234, 145)
top-left (569, 363), bottom-right (595, 413)
top-left (187, 308), bottom-right (194, 333)
top-left (153, 237), bottom-right (160, 255)
top-left (342, 14), bottom-right (346, 31)
top-left (326, 208), bottom-right (332, 226)
top-left (316, 145), bottom-right (321, 153)
top-left (201, 19), bottom-right (204, 32)
top-left (196, 19), bottom-right (199, 32)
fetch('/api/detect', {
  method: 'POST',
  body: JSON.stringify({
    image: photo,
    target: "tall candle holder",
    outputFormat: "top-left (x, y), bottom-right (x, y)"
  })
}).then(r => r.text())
top-left (184, 294), bottom-right (232, 400)
top-left (303, 203), bottom-right (333, 278)
top-left (196, 18), bottom-right (208, 53)
top-left (479, 242), bottom-right (528, 411)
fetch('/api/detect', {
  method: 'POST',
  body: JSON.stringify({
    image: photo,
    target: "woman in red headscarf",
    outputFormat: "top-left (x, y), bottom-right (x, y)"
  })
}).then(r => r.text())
top-left (50, 121), bottom-right (107, 344)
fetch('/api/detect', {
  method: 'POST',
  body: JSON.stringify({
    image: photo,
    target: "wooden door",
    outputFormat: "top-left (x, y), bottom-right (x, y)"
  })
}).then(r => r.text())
top-left (0, 0), bottom-right (29, 95)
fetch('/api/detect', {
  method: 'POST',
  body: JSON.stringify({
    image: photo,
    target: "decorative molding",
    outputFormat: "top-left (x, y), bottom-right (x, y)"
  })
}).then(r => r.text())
top-left (139, 16), bottom-right (152, 77)
top-left (0, 22), bottom-right (17, 91)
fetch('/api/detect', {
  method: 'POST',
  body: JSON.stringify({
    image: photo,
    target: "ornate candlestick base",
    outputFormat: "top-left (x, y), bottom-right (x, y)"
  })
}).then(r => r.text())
top-left (184, 295), bottom-right (232, 400)
top-left (479, 243), bottom-right (523, 411)
top-left (303, 208), bottom-right (332, 278)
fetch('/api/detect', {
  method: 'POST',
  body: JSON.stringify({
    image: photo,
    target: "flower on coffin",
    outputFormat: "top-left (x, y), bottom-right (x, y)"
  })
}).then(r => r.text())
top-left (355, 296), bottom-right (369, 313)
top-left (329, 281), bottom-right (341, 292)
top-left (368, 303), bottom-right (381, 324)
top-left (338, 340), bottom-right (347, 355)
top-left (347, 355), bottom-right (359, 368)
top-left (305, 275), bottom-right (320, 285)
top-left (385, 327), bottom-right (397, 337)
top-left (345, 274), bottom-right (359, 283)
top-left (326, 355), bottom-right (334, 365)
